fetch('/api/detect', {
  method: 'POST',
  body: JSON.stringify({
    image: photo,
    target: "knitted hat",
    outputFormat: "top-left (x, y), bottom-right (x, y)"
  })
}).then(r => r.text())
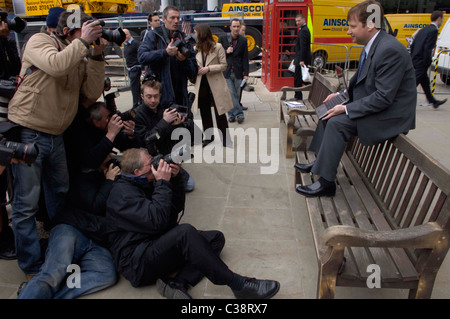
top-left (46, 7), bottom-right (66, 28)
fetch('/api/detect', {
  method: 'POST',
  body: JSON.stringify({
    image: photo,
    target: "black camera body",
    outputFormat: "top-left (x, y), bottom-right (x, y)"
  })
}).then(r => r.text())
top-left (0, 137), bottom-right (38, 166)
top-left (87, 19), bottom-right (126, 46)
top-left (171, 31), bottom-right (192, 58)
top-left (144, 131), bottom-right (160, 156)
top-left (106, 158), bottom-right (121, 169)
top-left (104, 91), bottom-right (135, 122)
top-left (150, 145), bottom-right (188, 170)
top-left (0, 12), bottom-right (27, 33)
top-left (168, 103), bottom-right (188, 118)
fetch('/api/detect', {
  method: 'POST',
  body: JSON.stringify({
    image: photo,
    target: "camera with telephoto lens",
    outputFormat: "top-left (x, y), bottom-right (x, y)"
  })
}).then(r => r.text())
top-left (171, 31), bottom-right (192, 58)
top-left (86, 19), bottom-right (126, 46)
top-left (168, 103), bottom-right (188, 118)
top-left (150, 145), bottom-right (188, 170)
top-left (0, 12), bottom-right (27, 33)
top-left (144, 131), bottom-right (160, 156)
top-left (0, 136), bottom-right (38, 166)
top-left (103, 86), bottom-right (136, 122)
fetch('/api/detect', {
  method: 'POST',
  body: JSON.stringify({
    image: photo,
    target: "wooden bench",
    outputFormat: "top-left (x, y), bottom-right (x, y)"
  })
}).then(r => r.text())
top-left (279, 72), bottom-right (337, 158)
top-left (295, 134), bottom-right (450, 299)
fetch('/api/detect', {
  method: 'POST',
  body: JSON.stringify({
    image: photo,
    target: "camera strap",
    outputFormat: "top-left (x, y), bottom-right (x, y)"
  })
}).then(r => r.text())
top-left (16, 34), bottom-right (62, 92)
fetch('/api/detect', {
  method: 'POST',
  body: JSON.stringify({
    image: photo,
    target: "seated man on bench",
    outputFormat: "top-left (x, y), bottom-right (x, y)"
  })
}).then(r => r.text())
top-left (295, 0), bottom-right (417, 198)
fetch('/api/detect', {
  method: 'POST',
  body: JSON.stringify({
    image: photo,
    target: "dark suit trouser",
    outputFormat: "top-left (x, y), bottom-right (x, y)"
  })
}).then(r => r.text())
top-left (415, 67), bottom-right (435, 104)
top-left (309, 114), bottom-right (357, 182)
top-left (136, 224), bottom-right (233, 288)
top-left (128, 66), bottom-right (142, 108)
top-left (293, 63), bottom-right (304, 100)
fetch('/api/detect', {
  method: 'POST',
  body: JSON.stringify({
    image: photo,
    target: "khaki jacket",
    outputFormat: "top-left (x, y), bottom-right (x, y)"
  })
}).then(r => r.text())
top-left (8, 32), bottom-right (105, 135)
top-left (192, 43), bottom-right (232, 115)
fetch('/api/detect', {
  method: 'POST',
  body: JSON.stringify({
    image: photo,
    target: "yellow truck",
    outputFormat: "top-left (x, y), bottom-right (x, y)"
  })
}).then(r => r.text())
top-left (385, 13), bottom-right (449, 49)
top-left (9, 0), bottom-right (134, 16)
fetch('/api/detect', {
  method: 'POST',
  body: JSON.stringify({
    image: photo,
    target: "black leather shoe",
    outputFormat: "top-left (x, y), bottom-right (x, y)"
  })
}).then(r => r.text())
top-left (232, 277), bottom-right (280, 299)
top-left (294, 161), bottom-right (315, 173)
top-left (0, 244), bottom-right (16, 260)
top-left (296, 180), bottom-right (336, 197)
top-left (156, 278), bottom-right (192, 299)
top-left (433, 98), bottom-right (447, 109)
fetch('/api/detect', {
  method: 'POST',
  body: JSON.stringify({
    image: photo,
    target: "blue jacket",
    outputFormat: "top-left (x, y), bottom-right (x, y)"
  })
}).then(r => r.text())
top-left (138, 26), bottom-right (198, 108)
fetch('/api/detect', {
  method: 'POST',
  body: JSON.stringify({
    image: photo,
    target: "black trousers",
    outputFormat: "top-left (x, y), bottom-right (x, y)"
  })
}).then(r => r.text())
top-left (198, 77), bottom-right (229, 144)
top-left (415, 67), bottom-right (435, 104)
top-left (134, 224), bottom-right (233, 288)
top-left (293, 61), bottom-right (304, 100)
top-left (128, 66), bottom-right (142, 108)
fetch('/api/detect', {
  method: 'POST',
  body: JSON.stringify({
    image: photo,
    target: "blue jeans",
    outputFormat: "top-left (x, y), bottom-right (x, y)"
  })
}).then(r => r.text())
top-left (18, 224), bottom-right (117, 299)
top-left (226, 72), bottom-right (244, 119)
top-left (11, 128), bottom-right (69, 274)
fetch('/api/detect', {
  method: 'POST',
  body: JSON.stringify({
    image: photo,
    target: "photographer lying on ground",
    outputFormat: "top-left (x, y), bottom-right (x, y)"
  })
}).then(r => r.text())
top-left (105, 148), bottom-right (280, 299)
top-left (17, 157), bottom-right (120, 298)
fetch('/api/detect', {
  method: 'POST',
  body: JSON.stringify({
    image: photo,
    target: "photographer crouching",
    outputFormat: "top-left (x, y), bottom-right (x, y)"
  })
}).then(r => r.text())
top-left (6, 9), bottom-right (107, 278)
top-left (134, 79), bottom-right (195, 192)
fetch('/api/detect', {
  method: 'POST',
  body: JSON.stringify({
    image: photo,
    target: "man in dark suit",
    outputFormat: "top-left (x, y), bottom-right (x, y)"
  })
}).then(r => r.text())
top-left (293, 13), bottom-right (312, 100)
top-left (410, 10), bottom-right (447, 109)
top-left (219, 18), bottom-right (249, 124)
top-left (295, 0), bottom-right (417, 198)
top-left (123, 29), bottom-right (142, 108)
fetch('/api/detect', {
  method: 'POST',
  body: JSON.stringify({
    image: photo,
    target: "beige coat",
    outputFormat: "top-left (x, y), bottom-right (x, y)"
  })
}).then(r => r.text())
top-left (192, 43), bottom-right (233, 115)
top-left (8, 32), bottom-right (105, 135)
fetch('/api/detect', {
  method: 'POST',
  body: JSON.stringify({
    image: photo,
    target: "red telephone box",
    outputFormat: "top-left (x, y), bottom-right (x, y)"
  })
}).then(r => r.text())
top-left (261, 1), bottom-right (309, 92)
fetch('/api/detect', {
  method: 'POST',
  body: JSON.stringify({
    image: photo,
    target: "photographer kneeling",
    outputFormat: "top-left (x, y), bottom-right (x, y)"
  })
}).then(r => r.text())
top-left (134, 79), bottom-right (194, 192)
top-left (7, 10), bottom-right (107, 277)
top-left (106, 148), bottom-right (280, 299)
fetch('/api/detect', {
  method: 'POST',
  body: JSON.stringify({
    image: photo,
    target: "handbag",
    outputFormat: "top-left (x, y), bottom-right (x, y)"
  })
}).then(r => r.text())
top-left (288, 60), bottom-right (296, 73)
top-left (301, 65), bottom-right (311, 82)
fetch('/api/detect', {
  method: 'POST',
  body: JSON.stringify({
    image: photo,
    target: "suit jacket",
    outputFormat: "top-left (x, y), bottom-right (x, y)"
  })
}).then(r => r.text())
top-left (346, 30), bottom-right (416, 146)
top-left (192, 43), bottom-right (233, 115)
top-left (410, 24), bottom-right (438, 70)
top-left (218, 33), bottom-right (249, 79)
top-left (294, 24), bottom-right (311, 65)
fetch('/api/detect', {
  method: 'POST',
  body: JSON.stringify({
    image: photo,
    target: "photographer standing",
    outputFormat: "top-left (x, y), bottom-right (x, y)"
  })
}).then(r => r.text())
top-left (138, 6), bottom-right (198, 110)
top-left (7, 10), bottom-right (107, 278)
top-left (0, 14), bottom-right (21, 260)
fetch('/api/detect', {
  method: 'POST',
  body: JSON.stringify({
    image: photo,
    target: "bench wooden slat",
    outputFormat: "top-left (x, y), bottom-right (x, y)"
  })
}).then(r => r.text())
top-left (341, 153), bottom-right (420, 282)
top-left (329, 180), bottom-right (371, 281)
top-left (336, 160), bottom-right (404, 281)
top-left (402, 174), bottom-right (430, 228)
top-left (395, 167), bottom-right (421, 226)
top-left (385, 153), bottom-right (408, 207)
top-left (375, 142), bottom-right (396, 194)
top-left (390, 160), bottom-right (415, 222)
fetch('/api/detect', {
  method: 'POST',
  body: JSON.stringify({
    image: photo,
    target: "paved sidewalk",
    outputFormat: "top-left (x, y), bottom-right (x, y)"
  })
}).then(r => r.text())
top-left (0, 77), bottom-right (449, 299)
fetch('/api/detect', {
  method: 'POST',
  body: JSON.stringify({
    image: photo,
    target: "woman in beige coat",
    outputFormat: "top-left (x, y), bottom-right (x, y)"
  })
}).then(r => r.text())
top-left (192, 23), bottom-right (233, 147)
